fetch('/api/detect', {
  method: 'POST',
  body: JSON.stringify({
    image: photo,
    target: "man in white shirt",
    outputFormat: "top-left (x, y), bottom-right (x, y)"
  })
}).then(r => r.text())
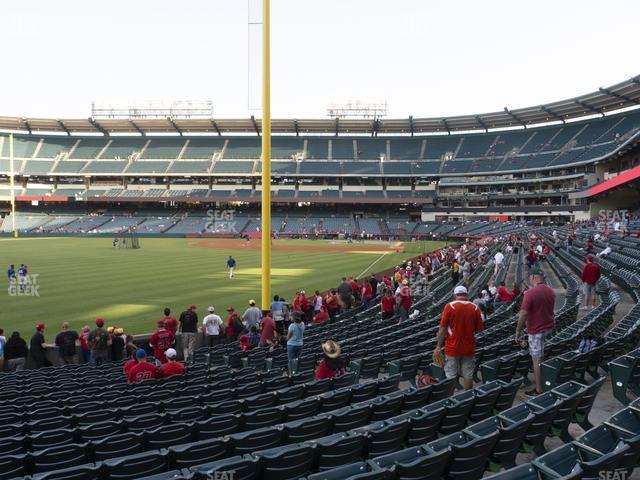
top-left (202, 306), bottom-right (224, 348)
top-left (597, 245), bottom-right (612, 258)
top-left (494, 251), bottom-right (504, 275)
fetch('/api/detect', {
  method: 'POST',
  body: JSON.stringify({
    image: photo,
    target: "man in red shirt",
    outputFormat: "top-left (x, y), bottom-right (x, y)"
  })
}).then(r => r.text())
top-left (324, 290), bottom-right (339, 321)
top-left (515, 266), bottom-right (556, 396)
top-left (157, 348), bottom-right (185, 378)
top-left (434, 285), bottom-right (484, 391)
top-left (496, 281), bottom-right (513, 303)
top-left (149, 320), bottom-right (175, 364)
top-left (362, 281), bottom-right (373, 308)
top-left (259, 312), bottom-right (276, 347)
top-left (581, 255), bottom-right (601, 310)
top-left (127, 349), bottom-right (157, 383)
top-left (381, 290), bottom-right (396, 320)
top-left (396, 279), bottom-right (412, 321)
top-left (160, 308), bottom-right (178, 333)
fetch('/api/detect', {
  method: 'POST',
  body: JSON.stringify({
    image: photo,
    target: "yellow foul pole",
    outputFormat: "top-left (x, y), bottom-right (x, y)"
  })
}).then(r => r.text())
top-left (260, 0), bottom-right (271, 311)
top-left (9, 133), bottom-right (17, 238)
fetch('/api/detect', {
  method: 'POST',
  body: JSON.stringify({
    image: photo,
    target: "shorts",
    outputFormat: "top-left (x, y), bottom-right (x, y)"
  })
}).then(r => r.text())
top-left (583, 283), bottom-right (596, 296)
top-left (444, 355), bottom-right (474, 380)
top-left (528, 332), bottom-right (546, 358)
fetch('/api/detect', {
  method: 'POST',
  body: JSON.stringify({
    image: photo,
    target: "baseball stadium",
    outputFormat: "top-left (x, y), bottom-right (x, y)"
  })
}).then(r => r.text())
top-left (1, 1), bottom-right (640, 480)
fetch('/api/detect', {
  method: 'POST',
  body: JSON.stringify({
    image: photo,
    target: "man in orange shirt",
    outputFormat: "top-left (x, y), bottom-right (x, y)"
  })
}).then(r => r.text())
top-left (433, 285), bottom-right (484, 390)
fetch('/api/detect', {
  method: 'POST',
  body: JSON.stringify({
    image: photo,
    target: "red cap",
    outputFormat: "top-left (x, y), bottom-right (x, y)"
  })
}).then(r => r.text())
top-left (157, 320), bottom-right (166, 328)
top-left (95, 318), bottom-right (105, 327)
top-left (227, 307), bottom-right (235, 312)
top-left (587, 254), bottom-right (594, 261)
top-left (36, 323), bottom-right (45, 331)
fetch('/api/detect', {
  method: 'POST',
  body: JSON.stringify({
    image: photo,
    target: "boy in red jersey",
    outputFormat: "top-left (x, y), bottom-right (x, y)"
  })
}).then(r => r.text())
top-left (157, 348), bottom-right (185, 378)
top-left (149, 320), bottom-right (175, 364)
top-left (127, 349), bottom-right (157, 383)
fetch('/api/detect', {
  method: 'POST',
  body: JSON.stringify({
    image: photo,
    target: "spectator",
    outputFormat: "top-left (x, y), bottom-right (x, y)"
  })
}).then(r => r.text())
top-left (496, 281), bottom-right (513, 303)
top-left (433, 286), bottom-right (484, 391)
top-left (111, 328), bottom-right (125, 362)
top-left (157, 348), bottom-right (185, 378)
top-left (127, 349), bottom-right (157, 383)
top-left (369, 274), bottom-right (379, 297)
top-left (314, 305), bottom-right (330, 323)
top-left (494, 251), bottom-right (505, 275)
top-left (287, 313), bottom-right (305, 375)
top-left (226, 308), bottom-right (243, 342)
top-left (125, 334), bottom-right (137, 359)
top-left (597, 244), bottom-right (612, 258)
top-left (515, 266), bottom-right (556, 396)
top-left (79, 326), bottom-right (91, 363)
top-left (160, 308), bottom-right (178, 333)
top-left (87, 318), bottom-right (111, 366)
top-left (242, 300), bottom-right (262, 331)
top-left (270, 295), bottom-right (285, 324)
top-left (30, 323), bottom-right (51, 369)
top-left (396, 279), bottom-right (412, 321)
top-left (4, 331), bottom-right (27, 372)
top-left (381, 289), bottom-right (396, 320)
top-left (581, 255), bottom-right (601, 310)
top-left (312, 290), bottom-right (323, 317)
top-left (203, 306), bottom-right (224, 347)
top-left (315, 340), bottom-right (348, 380)
top-left (451, 260), bottom-right (460, 285)
top-left (0, 328), bottom-right (5, 372)
top-left (259, 311), bottom-right (276, 347)
top-left (55, 322), bottom-right (79, 365)
top-left (362, 281), bottom-right (373, 308)
top-left (511, 283), bottom-right (521, 298)
top-left (337, 277), bottom-right (353, 310)
top-left (324, 289), bottom-right (339, 321)
top-left (178, 305), bottom-right (198, 361)
top-left (149, 320), bottom-right (176, 364)
top-left (240, 326), bottom-right (260, 351)
top-left (461, 257), bottom-right (471, 286)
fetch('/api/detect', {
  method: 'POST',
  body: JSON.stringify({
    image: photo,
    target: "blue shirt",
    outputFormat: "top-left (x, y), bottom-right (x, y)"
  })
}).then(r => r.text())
top-left (8, 268), bottom-right (15, 279)
top-left (18, 267), bottom-right (27, 276)
top-left (270, 300), bottom-right (285, 312)
top-left (227, 258), bottom-right (236, 268)
top-left (287, 322), bottom-right (305, 346)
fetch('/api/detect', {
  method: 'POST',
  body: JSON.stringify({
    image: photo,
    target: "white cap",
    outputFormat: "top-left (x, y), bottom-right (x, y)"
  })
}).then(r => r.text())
top-left (454, 285), bottom-right (468, 296)
top-left (481, 289), bottom-right (488, 295)
top-left (165, 348), bottom-right (177, 359)
top-left (207, 306), bottom-right (215, 313)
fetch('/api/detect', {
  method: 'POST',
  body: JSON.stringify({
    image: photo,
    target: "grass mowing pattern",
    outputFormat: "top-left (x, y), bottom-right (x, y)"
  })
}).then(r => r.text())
top-left (1, 237), bottom-right (445, 337)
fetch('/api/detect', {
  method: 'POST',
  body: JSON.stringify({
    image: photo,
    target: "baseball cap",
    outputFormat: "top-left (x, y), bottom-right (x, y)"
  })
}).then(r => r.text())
top-left (402, 279), bottom-right (409, 285)
top-left (249, 299), bottom-right (256, 305)
top-left (454, 285), bottom-right (468, 296)
top-left (135, 348), bottom-right (147, 359)
top-left (208, 306), bottom-right (215, 313)
top-left (227, 307), bottom-right (235, 312)
top-left (36, 323), bottom-right (45, 331)
top-left (529, 266), bottom-right (544, 276)
top-left (300, 290), bottom-right (305, 295)
top-left (587, 254), bottom-right (594, 261)
top-left (95, 318), bottom-right (105, 327)
top-left (165, 348), bottom-right (177, 359)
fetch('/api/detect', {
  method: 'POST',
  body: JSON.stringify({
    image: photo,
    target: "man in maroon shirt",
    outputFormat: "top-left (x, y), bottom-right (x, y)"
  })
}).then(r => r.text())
top-left (160, 308), bottom-right (178, 333)
top-left (259, 312), bottom-right (276, 348)
top-left (157, 348), bottom-right (185, 378)
top-left (127, 349), bottom-right (157, 383)
top-left (581, 255), bottom-right (601, 310)
top-left (515, 266), bottom-right (556, 396)
top-left (149, 320), bottom-right (175, 364)
top-left (381, 290), bottom-right (396, 320)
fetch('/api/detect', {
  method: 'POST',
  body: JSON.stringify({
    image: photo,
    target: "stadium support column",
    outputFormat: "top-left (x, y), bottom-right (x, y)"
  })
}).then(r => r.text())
top-left (9, 133), bottom-right (17, 238)
top-left (260, 0), bottom-right (272, 311)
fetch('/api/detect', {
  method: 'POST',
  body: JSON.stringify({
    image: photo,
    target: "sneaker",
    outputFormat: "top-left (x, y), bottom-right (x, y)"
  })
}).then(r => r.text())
top-left (524, 388), bottom-right (542, 397)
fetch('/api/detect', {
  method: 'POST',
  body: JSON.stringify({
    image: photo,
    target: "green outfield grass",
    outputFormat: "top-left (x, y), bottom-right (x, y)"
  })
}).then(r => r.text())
top-left (1, 237), bottom-right (445, 337)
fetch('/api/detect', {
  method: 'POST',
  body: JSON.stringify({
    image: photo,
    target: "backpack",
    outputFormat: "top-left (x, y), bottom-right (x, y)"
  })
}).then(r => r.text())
top-left (231, 316), bottom-right (244, 334)
top-left (91, 329), bottom-right (110, 350)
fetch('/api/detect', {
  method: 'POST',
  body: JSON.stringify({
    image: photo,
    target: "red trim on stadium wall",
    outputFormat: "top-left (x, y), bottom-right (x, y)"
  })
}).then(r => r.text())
top-left (488, 215), bottom-right (509, 222)
top-left (588, 165), bottom-right (640, 197)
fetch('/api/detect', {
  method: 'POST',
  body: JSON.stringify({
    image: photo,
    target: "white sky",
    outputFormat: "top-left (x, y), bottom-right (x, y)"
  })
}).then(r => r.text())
top-left (1, 0), bottom-right (638, 120)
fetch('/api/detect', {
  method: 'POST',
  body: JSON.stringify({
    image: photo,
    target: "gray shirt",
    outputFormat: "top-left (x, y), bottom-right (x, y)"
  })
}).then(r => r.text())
top-left (242, 306), bottom-right (262, 330)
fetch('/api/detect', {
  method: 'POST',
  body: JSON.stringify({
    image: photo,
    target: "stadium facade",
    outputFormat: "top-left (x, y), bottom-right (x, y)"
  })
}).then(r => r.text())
top-left (1, 77), bottom-right (639, 236)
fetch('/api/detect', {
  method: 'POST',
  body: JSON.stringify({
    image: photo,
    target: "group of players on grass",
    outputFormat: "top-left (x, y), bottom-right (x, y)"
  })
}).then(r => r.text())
top-left (7, 263), bottom-right (28, 293)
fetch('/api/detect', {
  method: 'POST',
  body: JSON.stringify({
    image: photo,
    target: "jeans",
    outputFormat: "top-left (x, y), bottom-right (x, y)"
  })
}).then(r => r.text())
top-left (287, 344), bottom-right (303, 374)
top-left (91, 350), bottom-right (110, 366)
top-left (8, 358), bottom-right (25, 372)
